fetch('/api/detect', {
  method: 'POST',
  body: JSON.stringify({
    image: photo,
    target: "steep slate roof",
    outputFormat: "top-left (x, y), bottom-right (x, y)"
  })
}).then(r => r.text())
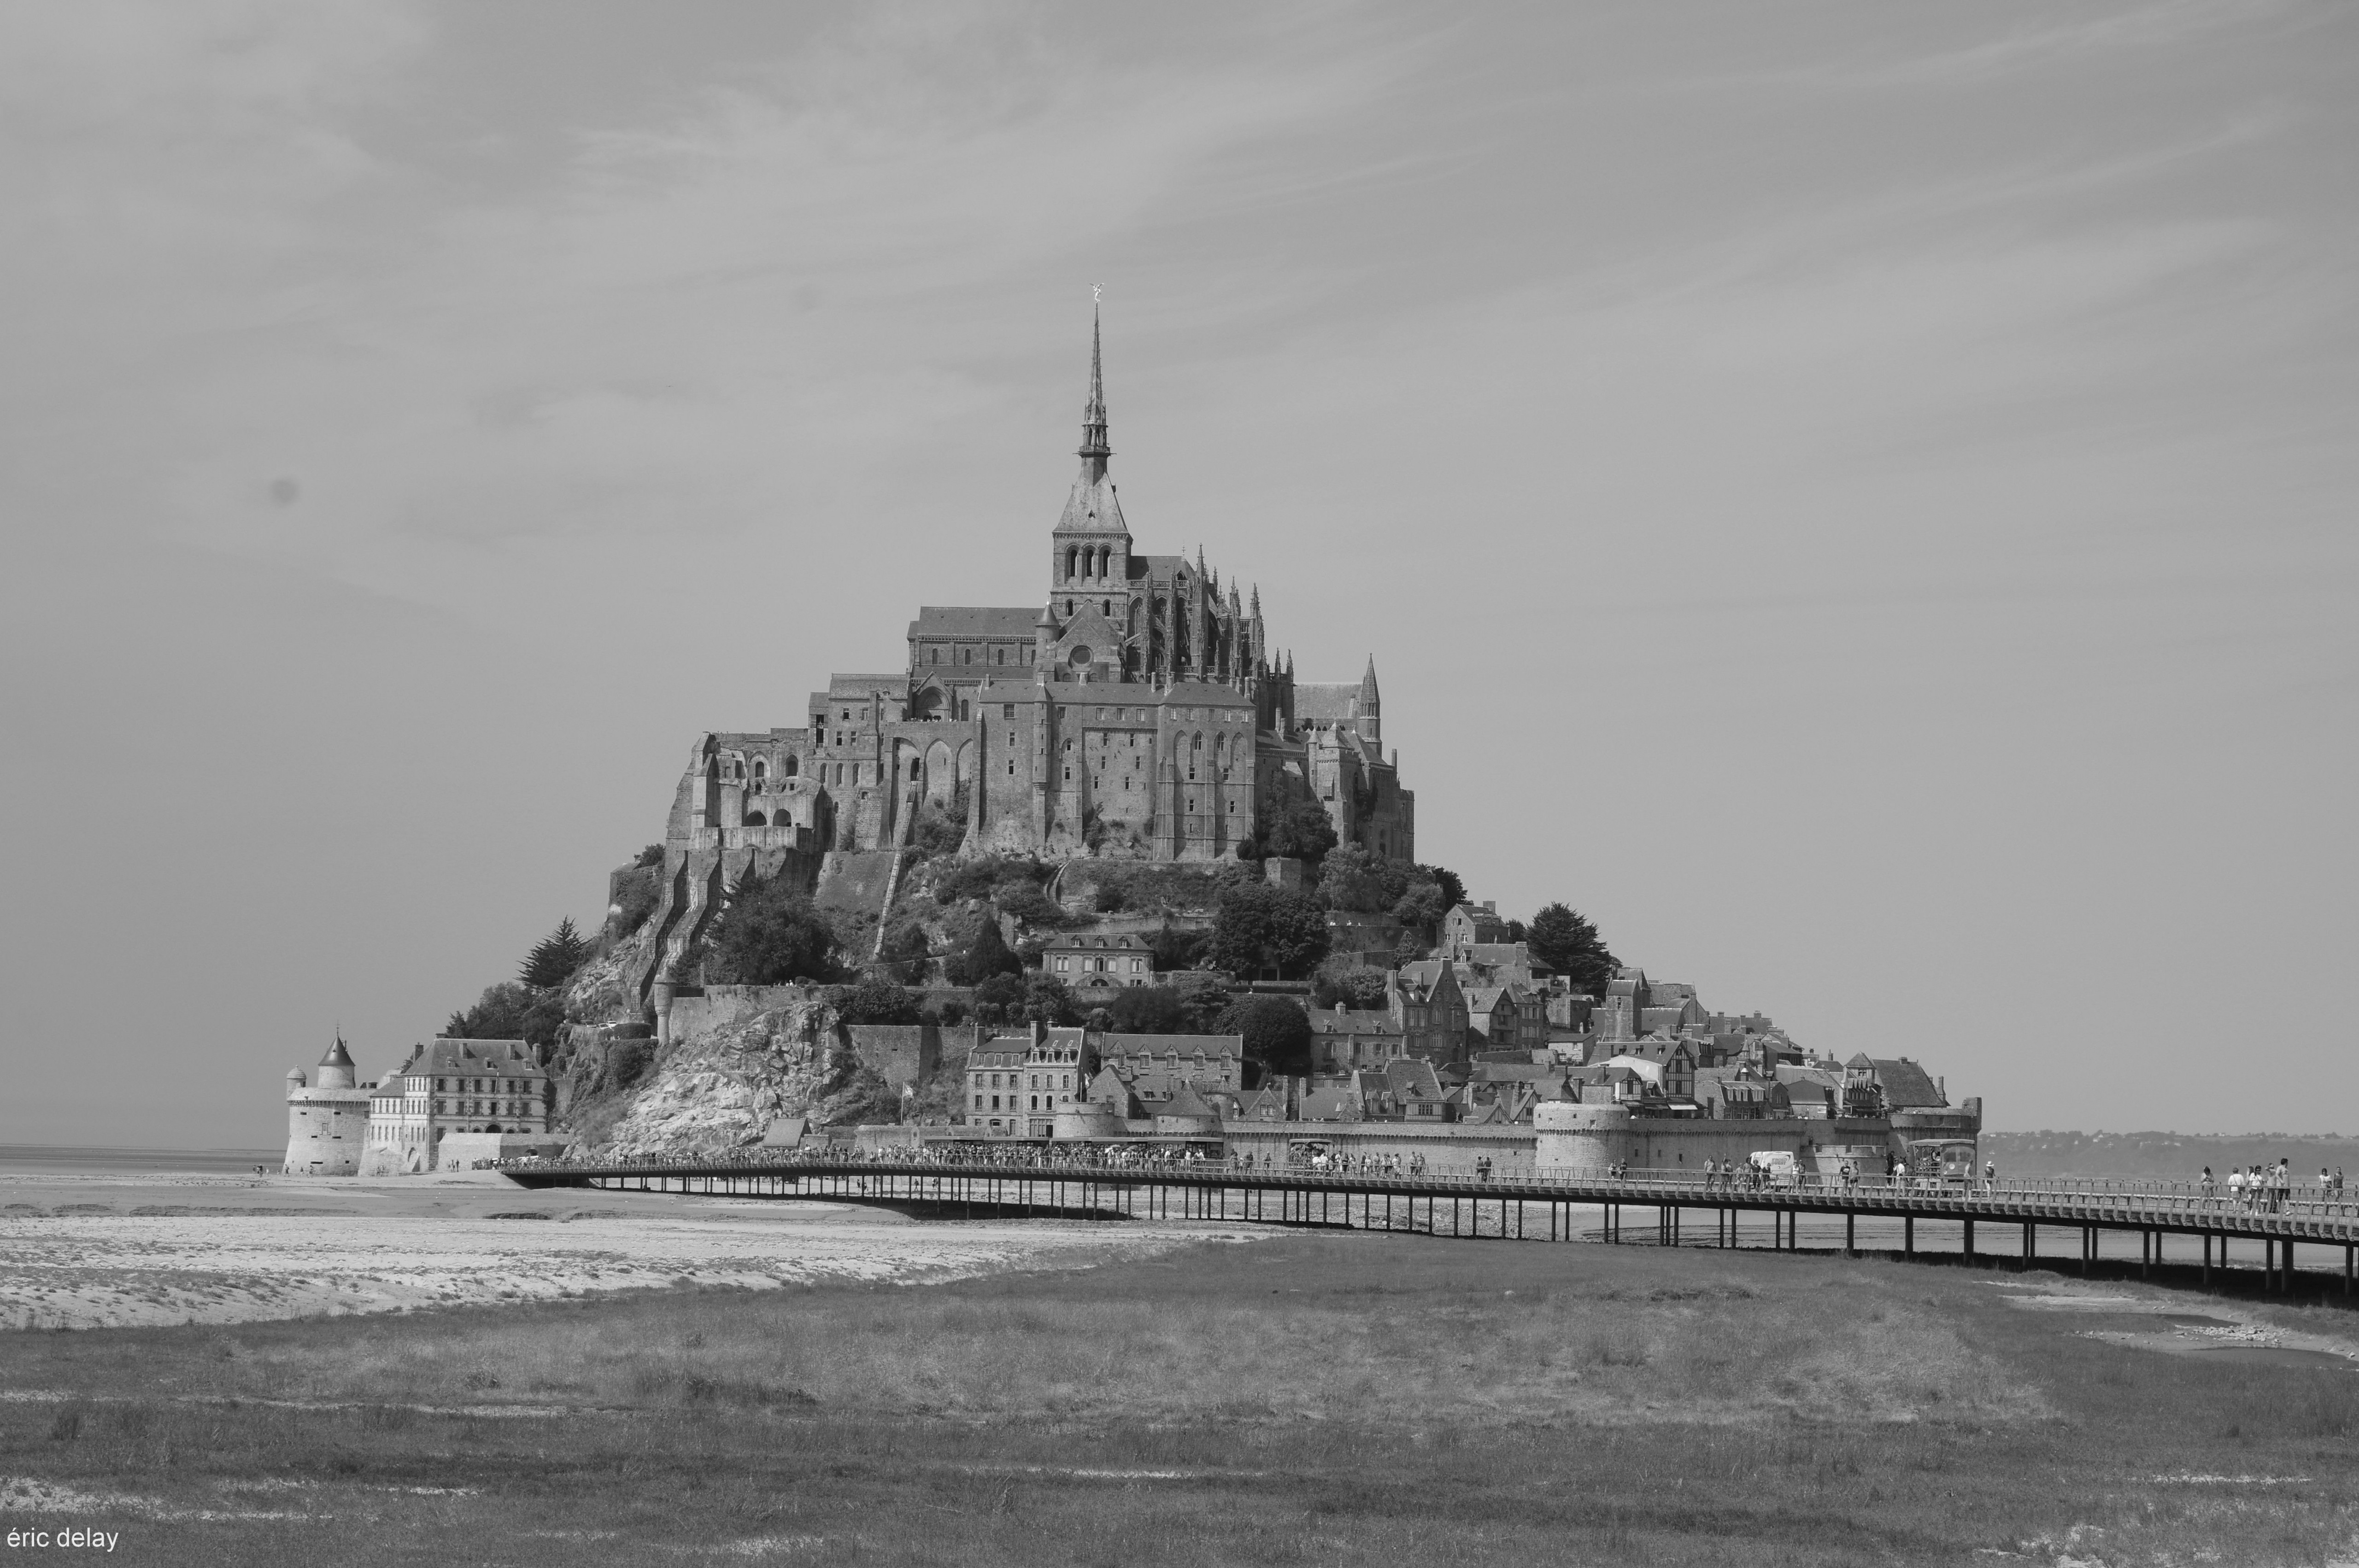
top-left (908, 607), bottom-right (1039, 639)
top-left (1157, 1082), bottom-right (1218, 1120)
top-left (1102, 1033), bottom-right (1244, 1059)
top-left (1293, 684), bottom-right (1361, 726)
top-left (1311, 1010), bottom-right (1399, 1036)
top-left (1868, 1058), bottom-right (1946, 1108)
top-left (1384, 1058), bottom-right (1444, 1100)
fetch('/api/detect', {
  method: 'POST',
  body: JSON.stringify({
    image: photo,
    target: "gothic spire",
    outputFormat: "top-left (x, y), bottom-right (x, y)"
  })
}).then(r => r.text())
top-left (1078, 304), bottom-right (1110, 478)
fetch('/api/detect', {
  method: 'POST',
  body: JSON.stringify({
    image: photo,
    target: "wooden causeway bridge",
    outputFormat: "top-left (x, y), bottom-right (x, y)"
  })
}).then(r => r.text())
top-left (502, 1154), bottom-right (2359, 1297)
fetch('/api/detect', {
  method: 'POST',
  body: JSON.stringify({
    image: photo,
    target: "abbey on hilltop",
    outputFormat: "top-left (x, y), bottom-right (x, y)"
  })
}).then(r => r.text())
top-left (660, 315), bottom-right (1414, 872)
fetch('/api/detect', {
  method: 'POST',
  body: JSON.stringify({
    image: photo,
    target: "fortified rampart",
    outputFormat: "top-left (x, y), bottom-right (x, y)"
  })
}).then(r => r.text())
top-left (1534, 1102), bottom-right (1983, 1178)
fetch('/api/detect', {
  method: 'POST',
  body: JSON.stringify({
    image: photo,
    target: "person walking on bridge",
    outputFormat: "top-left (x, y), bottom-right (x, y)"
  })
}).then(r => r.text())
top-left (2200, 1167), bottom-right (2216, 1206)
top-left (1983, 1159), bottom-right (1997, 1194)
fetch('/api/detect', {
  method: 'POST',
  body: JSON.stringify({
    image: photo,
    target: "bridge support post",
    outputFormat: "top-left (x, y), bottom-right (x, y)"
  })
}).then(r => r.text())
top-left (2082, 1227), bottom-right (2092, 1276)
top-left (1844, 1211), bottom-right (1855, 1258)
top-left (2345, 1244), bottom-right (2353, 1297)
top-left (1964, 1218), bottom-right (1974, 1260)
top-left (1905, 1215), bottom-right (1914, 1256)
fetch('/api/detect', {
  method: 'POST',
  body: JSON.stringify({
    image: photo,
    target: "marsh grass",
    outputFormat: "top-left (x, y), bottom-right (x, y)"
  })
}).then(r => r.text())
top-left (2, 1236), bottom-right (2356, 1565)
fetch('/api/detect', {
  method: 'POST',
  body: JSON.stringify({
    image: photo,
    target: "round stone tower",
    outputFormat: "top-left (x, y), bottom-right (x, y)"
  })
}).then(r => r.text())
top-left (283, 1036), bottom-right (372, 1176)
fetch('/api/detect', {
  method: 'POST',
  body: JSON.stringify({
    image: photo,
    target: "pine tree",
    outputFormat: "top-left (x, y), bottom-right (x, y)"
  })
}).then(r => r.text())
top-left (954, 917), bottom-right (1022, 987)
top-left (519, 917), bottom-right (592, 989)
top-left (1526, 903), bottom-right (1618, 994)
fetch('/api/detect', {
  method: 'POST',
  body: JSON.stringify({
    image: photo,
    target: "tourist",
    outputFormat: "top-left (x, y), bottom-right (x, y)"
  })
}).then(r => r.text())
top-left (2200, 1166), bottom-right (2216, 1205)
top-left (1983, 1159), bottom-right (1997, 1194)
top-left (2228, 1166), bottom-right (2246, 1208)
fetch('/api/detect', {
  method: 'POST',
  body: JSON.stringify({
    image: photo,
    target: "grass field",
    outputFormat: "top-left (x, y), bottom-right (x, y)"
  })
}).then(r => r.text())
top-left (5, 1230), bottom-right (2358, 1565)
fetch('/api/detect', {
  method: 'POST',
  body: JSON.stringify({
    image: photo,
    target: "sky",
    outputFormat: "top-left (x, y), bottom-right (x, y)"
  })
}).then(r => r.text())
top-left (1, 1), bottom-right (2352, 1148)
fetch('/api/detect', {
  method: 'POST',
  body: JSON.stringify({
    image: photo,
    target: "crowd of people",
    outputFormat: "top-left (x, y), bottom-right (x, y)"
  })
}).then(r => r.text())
top-left (2197, 1161), bottom-right (2346, 1211)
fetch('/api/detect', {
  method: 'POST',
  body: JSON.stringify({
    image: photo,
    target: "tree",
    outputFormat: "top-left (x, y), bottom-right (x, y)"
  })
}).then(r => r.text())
top-left (1417, 864), bottom-right (1467, 916)
top-left (1148, 923), bottom-right (1209, 973)
top-left (1311, 960), bottom-right (1391, 1010)
top-left (951, 918), bottom-right (1022, 987)
top-left (836, 980), bottom-right (920, 1025)
top-left (1526, 902), bottom-right (1619, 994)
top-left (1250, 800), bottom-right (1339, 867)
top-left (1172, 975), bottom-right (1235, 1034)
top-left (1317, 845), bottom-right (1402, 913)
top-left (1506, 919), bottom-right (1527, 943)
top-left (1391, 882), bottom-right (1444, 931)
top-left (1206, 885), bottom-right (1331, 980)
top-left (971, 972), bottom-right (1027, 1022)
top-left (994, 881), bottom-right (1067, 928)
top-left (1215, 996), bottom-right (1313, 1082)
top-left (1108, 984), bottom-right (1185, 1034)
top-left (703, 865), bottom-right (839, 985)
top-left (446, 981), bottom-right (565, 1055)
top-left (1022, 973), bottom-right (1080, 1026)
top-left (519, 917), bottom-right (592, 989)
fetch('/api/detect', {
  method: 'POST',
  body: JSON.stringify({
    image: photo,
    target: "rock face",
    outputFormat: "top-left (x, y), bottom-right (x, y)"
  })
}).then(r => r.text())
top-left (590, 992), bottom-right (896, 1158)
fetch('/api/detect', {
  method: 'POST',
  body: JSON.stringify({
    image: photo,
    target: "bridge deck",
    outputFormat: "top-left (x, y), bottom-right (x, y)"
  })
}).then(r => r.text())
top-left (500, 1156), bottom-right (2359, 1253)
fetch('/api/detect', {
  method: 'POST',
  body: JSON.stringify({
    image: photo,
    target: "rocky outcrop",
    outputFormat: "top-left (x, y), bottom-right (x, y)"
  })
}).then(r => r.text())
top-left (588, 991), bottom-right (898, 1158)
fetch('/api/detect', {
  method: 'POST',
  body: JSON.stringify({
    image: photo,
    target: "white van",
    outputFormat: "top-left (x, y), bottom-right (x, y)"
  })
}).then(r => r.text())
top-left (1748, 1151), bottom-right (1800, 1189)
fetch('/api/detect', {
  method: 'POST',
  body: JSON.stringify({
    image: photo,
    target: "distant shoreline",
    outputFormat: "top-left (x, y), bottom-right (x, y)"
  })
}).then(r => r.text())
top-left (0, 1145), bottom-right (282, 1176)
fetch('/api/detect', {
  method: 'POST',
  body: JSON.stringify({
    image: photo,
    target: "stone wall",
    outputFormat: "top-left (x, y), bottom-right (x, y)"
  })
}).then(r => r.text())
top-left (436, 1132), bottom-right (570, 1170)
top-left (1534, 1104), bottom-right (1964, 1177)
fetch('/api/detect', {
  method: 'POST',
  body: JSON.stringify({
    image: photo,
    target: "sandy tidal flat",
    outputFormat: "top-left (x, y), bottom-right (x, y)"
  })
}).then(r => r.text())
top-left (0, 1171), bottom-right (1244, 1330)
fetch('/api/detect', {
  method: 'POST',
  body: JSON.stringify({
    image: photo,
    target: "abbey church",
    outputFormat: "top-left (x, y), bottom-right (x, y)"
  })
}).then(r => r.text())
top-left (663, 316), bottom-right (1414, 875)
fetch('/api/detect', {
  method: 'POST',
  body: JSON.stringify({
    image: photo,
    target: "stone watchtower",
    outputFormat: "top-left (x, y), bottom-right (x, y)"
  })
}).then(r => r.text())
top-left (283, 1036), bottom-right (372, 1176)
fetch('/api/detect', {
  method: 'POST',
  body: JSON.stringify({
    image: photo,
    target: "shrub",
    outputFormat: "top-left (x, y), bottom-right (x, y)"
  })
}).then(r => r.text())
top-left (1107, 984), bottom-right (1186, 1035)
top-left (1318, 846), bottom-right (1406, 913)
top-left (1312, 961), bottom-right (1391, 1010)
top-left (1215, 997), bottom-right (1314, 1081)
top-left (1093, 883), bottom-right (1128, 913)
top-left (836, 981), bottom-right (921, 1026)
top-left (1206, 884), bottom-right (1331, 980)
top-left (1417, 864), bottom-right (1466, 915)
top-left (634, 843), bottom-right (665, 869)
top-left (1171, 975), bottom-right (1237, 1034)
top-left (950, 919), bottom-right (1022, 987)
top-left (910, 800), bottom-right (965, 859)
top-left (1023, 974), bottom-right (1080, 1026)
top-left (1245, 800), bottom-right (1338, 868)
top-left (1149, 924), bottom-right (1209, 972)
top-left (605, 1038), bottom-right (655, 1091)
top-left (703, 866), bottom-right (840, 985)
top-left (611, 872), bottom-right (661, 937)
top-left (994, 881), bottom-right (1068, 928)
top-left (1391, 883), bottom-right (1445, 931)
top-left (972, 973), bottom-right (1027, 1021)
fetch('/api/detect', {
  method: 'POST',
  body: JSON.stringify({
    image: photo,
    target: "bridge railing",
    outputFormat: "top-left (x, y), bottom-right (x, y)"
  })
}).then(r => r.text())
top-left (490, 1150), bottom-right (2359, 1223)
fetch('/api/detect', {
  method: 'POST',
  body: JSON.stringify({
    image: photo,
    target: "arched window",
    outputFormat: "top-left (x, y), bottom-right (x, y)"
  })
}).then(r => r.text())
top-left (783, 755), bottom-right (798, 778)
top-left (1065, 545), bottom-right (1077, 580)
top-left (751, 758), bottom-right (767, 783)
top-left (962, 648), bottom-right (973, 664)
top-left (930, 648), bottom-right (940, 664)
top-left (909, 758), bottom-right (921, 781)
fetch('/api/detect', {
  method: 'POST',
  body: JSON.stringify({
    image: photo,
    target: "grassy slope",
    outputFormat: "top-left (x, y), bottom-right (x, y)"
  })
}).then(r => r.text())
top-left (4, 1235), bottom-right (2357, 1566)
